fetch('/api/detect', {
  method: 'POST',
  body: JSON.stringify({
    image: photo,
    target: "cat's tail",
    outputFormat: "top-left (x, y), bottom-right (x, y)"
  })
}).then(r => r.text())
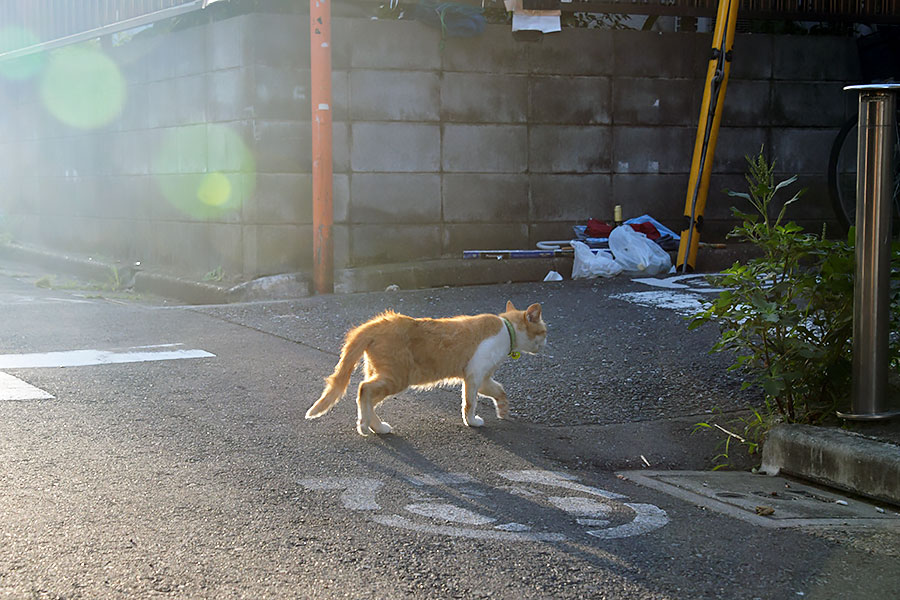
top-left (305, 324), bottom-right (371, 419)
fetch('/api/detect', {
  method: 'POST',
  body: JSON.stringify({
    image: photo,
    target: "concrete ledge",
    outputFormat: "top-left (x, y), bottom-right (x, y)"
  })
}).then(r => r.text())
top-left (761, 424), bottom-right (900, 506)
top-left (335, 257), bottom-right (574, 294)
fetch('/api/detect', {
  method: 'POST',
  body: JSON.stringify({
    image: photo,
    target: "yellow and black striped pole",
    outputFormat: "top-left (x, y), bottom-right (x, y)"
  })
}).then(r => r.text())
top-left (677, 0), bottom-right (740, 272)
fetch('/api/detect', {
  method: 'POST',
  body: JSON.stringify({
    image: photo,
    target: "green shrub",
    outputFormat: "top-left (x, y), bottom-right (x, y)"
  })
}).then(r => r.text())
top-left (691, 149), bottom-right (900, 458)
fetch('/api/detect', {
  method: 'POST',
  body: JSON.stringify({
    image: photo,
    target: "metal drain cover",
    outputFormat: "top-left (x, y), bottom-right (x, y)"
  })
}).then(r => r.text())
top-left (619, 470), bottom-right (900, 529)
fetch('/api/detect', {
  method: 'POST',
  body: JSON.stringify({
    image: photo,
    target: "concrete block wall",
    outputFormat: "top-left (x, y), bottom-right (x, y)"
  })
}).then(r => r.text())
top-left (0, 12), bottom-right (861, 279)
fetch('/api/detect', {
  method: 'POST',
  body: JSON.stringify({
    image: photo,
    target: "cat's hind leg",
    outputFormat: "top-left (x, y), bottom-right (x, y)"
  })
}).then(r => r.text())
top-left (462, 379), bottom-right (484, 427)
top-left (479, 377), bottom-right (509, 419)
top-left (356, 377), bottom-right (399, 435)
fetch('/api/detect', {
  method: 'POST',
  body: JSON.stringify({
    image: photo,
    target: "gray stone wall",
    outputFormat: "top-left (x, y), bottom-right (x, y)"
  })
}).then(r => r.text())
top-left (0, 13), bottom-right (860, 279)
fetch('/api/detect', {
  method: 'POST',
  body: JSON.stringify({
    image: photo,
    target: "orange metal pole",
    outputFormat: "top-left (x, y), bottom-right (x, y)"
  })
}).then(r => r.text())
top-left (310, 0), bottom-right (334, 294)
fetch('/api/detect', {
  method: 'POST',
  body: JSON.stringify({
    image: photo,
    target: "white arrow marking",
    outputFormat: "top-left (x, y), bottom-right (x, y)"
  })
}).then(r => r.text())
top-left (0, 372), bottom-right (54, 400)
top-left (405, 503), bottom-right (496, 525)
top-left (586, 503), bottom-right (669, 539)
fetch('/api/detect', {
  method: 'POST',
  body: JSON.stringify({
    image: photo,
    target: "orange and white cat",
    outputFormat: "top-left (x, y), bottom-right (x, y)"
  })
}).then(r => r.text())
top-left (305, 301), bottom-right (547, 436)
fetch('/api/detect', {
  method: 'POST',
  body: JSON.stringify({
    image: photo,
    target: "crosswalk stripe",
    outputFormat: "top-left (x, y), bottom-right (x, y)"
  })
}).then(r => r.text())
top-left (0, 345), bottom-right (215, 369)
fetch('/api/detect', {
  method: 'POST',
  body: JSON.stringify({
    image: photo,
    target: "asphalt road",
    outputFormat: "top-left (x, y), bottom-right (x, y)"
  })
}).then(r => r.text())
top-left (1, 259), bottom-right (898, 599)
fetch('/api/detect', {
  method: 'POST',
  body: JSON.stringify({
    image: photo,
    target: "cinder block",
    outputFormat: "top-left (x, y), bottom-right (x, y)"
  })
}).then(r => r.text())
top-left (255, 223), bottom-right (312, 273)
top-left (246, 13), bottom-right (309, 67)
top-left (333, 173), bottom-right (350, 223)
top-left (443, 223), bottom-right (529, 255)
top-left (350, 173), bottom-right (441, 224)
top-left (530, 125), bottom-right (610, 173)
top-left (207, 68), bottom-right (254, 122)
top-left (612, 126), bottom-right (693, 174)
top-left (177, 124), bottom-right (208, 174)
top-left (207, 121), bottom-right (256, 174)
top-left (332, 70), bottom-right (349, 121)
top-left (117, 83), bottom-right (151, 132)
top-left (773, 36), bottom-right (860, 82)
top-left (612, 173), bottom-right (690, 223)
top-left (253, 120), bottom-right (312, 173)
top-left (531, 76), bottom-right (610, 125)
top-left (612, 31), bottom-right (706, 79)
top-left (351, 122), bottom-right (440, 172)
top-left (348, 19), bottom-right (440, 71)
top-left (350, 224), bottom-right (441, 265)
top-left (442, 72), bottom-right (527, 123)
top-left (442, 174), bottom-right (529, 223)
top-left (720, 80), bottom-right (771, 127)
top-left (530, 174), bottom-right (612, 221)
top-left (612, 78), bottom-right (698, 126)
top-left (731, 34), bottom-right (774, 80)
top-left (333, 223), bottom-right (350, 269)
top-left (254, 173), bottom-right (312, 224)
top-left (253, 65), bottom-right (312, 120)
top-left (173, 27), bottom-right (208, 77)
top-left (528, 28), bottom-right (612, 76)
top-left (770, 82), bottom-right (848, 128)
top-left (350, 70), bottom-right (440, 121)
top-left (207, 222), bottom-right (243, 275)
top-left (442, 24), bottom-right (530, 74)
top-left (443, 125), bottom-right (527, 173)
top-left (770, 127), bottom-right (836, 176)
top-left (710, 128), bottom-right (769, 174)
top-left (333, 122), bottom-right (351, 174)
top-left (176, 74), bottom-right (208, 125)
top-left (207, 14), bottom-right (250, 71)
top-left (147, 80), bottom-right (180, 128)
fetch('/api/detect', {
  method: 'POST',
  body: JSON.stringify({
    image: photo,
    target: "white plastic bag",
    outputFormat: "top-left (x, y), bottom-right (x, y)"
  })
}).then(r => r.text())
top-left (608, 225), bottom-right (671, 276)
top-left (571, 241), bottom-right (623, 279)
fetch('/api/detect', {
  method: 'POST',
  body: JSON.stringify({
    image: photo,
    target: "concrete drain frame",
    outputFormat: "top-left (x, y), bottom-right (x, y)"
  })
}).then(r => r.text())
top-left (619, 470), bottom-right (900, 529)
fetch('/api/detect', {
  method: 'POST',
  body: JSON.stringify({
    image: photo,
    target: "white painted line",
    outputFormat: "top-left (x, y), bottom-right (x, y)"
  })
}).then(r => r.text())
top-left (372, 515), bottom-right (566, 542)
top-left (0, 372), bottom-right (54, 400)
top-left (408, 472), bottom-right (477, 487)
top-left (586, 503), bottom-right (669, 539)
top-left (548, 495), bottom-right (612, 517)
top-left (0, 346), bottom-right (215, 369)
top-left (298, 478), bottom-right (383, 511)
top-left (609, 291), bottom-right (707, 317)
top-left (498, 470), bottom-right (628, 500)
top-left (405, 503), bottom-right (496, 525)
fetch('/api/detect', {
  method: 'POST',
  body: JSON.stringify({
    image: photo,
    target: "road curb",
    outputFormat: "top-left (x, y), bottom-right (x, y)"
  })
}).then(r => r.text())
top-left (761, 424), bottom-right (900, 506)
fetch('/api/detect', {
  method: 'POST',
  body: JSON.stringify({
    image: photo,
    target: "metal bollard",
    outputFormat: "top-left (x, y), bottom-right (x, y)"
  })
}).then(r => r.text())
top-left (838, 84), bottom-right (900, 421)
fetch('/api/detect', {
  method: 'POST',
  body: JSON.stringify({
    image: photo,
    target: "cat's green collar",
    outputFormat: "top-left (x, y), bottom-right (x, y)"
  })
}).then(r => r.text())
top-left (501, 317), bottom-right (521, 359)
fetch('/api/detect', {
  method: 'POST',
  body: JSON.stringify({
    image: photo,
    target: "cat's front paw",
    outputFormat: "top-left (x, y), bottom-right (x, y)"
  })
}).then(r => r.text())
top-left (357, 421), bottom-right (372, 436)
top-left (465, 415), bottom-right (484, 427)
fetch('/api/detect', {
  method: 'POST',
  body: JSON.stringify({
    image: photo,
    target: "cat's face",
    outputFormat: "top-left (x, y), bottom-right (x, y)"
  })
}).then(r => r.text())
top-left (522, 303), bottom-right (547, 354)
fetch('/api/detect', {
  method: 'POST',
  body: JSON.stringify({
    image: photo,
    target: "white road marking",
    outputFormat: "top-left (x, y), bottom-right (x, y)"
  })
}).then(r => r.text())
top-left (548, 495), bottom-right (612, 517)
top-left (0, 371), bottom-right (54, 400)
top-left (498, 470), bottom-right (628, 500)
top-left (405, 503), bottom-right (496, 525)
top-left (586, 503), bottom-right (670, 539)
top-left (609, 290), bottom-right (707, 317)
top-left (300, 470), bottom-right (669, 542)
top-left (298, 478), bottom-right (383, 511)
top-left (371, 515), bottom-right (566, 542)
top-left (0, 345), bottom-right (215, 369)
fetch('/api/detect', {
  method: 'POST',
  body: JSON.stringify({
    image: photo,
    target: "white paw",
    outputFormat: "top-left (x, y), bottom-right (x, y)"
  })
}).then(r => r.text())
top-left (357, 421), bottom-right (372, 436)
top-left (466, 415), bottom-right (484, 427)
top-left (372, 421), bottom-right (393, 435)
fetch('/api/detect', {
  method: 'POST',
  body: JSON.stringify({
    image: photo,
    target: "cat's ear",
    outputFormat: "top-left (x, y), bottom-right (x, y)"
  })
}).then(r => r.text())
top-left (506, 300), bottom-right (516, 312)
top-left (526, 303), bottom-right (542, 323)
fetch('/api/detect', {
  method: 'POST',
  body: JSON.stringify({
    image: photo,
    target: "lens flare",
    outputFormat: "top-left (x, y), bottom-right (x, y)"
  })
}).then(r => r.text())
top-left (40, 44), bottom-right (126, 129)
top-left (154, 125), bottom-right (257, 219)
top-left (0, 26), bottom-right (44, 80)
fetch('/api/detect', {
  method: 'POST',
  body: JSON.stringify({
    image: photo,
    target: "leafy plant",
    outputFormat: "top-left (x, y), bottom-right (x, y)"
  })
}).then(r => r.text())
top-left (691, 148), bottom-right (900, 458)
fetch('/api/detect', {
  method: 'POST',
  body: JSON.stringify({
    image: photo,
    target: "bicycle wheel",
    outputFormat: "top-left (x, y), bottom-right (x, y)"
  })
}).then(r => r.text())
top-left (828, 115), bottom-right (900, 234)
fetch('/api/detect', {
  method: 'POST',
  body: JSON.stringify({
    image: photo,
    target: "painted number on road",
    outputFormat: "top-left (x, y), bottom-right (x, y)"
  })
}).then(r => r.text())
top-left (299, 469), bottom-right (668, 542)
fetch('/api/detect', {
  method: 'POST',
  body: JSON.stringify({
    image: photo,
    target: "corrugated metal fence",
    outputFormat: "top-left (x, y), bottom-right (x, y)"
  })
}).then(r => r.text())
top-left (1, 0), bottom-right (898, 53)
